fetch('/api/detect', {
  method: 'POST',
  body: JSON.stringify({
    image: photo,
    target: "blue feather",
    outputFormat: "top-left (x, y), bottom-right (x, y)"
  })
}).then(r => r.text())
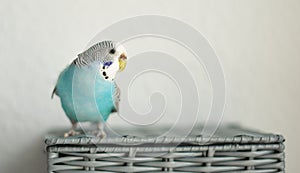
top-left (55, 63), bottom-right (116, 122)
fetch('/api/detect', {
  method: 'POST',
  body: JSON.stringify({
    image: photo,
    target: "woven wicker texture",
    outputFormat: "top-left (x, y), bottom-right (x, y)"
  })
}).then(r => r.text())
top-left (46, 125), bottom-right (285, 173)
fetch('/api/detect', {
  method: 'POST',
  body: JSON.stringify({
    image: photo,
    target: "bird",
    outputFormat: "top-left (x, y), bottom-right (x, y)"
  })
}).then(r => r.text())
top-left (52, 40), bottom-right (127, 137)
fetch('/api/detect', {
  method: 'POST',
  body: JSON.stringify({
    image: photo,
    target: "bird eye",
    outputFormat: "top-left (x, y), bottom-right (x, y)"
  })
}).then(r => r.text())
top-left (109, 49), bottom-right (116, 54)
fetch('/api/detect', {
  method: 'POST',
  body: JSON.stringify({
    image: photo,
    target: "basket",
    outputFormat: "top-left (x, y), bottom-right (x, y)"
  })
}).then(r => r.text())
top-left (45, 125), bottom-right (285, 172)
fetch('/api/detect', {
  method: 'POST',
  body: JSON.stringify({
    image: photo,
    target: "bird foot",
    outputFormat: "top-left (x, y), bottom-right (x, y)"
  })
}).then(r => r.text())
top-left (92, 130), bottom-right (106, 138)
top-left (64, 129), bottom-right (81, 137)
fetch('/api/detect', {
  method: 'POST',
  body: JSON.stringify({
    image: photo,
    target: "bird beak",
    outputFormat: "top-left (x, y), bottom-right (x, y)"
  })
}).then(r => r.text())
top-left (119, 53), bottom-right (127, 71)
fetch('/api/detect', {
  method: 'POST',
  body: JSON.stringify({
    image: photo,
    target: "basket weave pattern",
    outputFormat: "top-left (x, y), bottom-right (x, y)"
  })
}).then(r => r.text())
top-left (46, 126), bottom-right (285, 173)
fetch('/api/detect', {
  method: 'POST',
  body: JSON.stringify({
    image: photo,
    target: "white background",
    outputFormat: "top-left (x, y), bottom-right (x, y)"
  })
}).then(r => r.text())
top-left (0, 0), bottom-right (299, 172)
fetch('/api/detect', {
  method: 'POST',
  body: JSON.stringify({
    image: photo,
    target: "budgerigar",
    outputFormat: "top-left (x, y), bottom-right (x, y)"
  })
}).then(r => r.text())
top-left (52, 41), bottom-right (127, 137)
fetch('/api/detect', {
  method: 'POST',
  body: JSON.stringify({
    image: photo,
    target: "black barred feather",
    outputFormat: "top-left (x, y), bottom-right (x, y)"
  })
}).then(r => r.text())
top-left (73, 41), bottom-right (115, 67)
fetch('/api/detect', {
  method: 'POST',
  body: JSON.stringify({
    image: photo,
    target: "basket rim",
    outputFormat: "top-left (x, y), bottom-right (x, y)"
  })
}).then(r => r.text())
top-left (47, 143), bottom-right (285, 153)
top-left (45, 124), bottom-right (285, 146)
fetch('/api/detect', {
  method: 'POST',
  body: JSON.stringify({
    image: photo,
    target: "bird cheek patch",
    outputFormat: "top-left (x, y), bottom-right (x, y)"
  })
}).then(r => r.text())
top-left (103, 61), bottom-right (113, 68)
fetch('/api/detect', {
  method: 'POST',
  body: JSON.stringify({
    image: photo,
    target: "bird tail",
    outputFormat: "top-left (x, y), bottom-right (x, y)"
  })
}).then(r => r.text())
top-left (51, 87), bottom-right (57, 99)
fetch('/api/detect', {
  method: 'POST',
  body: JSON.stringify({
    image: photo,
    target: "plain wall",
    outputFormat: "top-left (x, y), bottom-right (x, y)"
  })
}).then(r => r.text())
top-left (0, 0), bottom-right (299, 172)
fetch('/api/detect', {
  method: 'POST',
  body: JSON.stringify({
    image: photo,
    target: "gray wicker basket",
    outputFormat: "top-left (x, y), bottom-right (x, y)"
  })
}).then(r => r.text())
top-left (45, 125), bottom-right (285, 173)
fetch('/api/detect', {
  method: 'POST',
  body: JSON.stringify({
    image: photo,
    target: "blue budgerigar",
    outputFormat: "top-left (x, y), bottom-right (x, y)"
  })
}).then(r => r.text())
top-left (52, 41), bottom-right (127, 137)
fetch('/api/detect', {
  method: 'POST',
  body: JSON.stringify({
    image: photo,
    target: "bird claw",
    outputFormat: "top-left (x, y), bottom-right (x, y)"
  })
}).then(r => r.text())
top-left (92, 130), bottom-right (106, 138)
top-left (64, 129), bottom-right (80, 137)
top-left (95, 122), bottom-right (106, 138)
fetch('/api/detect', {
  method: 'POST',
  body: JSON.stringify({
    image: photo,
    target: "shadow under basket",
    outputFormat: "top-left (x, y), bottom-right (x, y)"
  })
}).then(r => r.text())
top-left (45, 125), bottom-right (285, 173)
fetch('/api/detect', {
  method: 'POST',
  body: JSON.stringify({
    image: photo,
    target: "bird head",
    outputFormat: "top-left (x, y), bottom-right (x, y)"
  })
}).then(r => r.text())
top-left (74, 41), bottom-right (127, 81)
